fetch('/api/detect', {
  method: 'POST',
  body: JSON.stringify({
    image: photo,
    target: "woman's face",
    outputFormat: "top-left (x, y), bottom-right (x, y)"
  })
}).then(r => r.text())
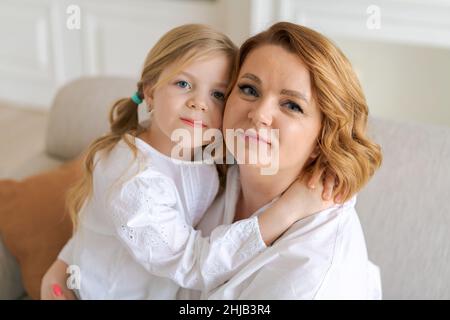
top-left (223, 44), bottom-right (322, 176)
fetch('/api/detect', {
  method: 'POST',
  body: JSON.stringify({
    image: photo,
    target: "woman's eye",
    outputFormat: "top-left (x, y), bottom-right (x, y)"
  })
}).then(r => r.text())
top-left (238, 84), bottom-right (259, 97)
top-left (176, 80), bottom-right (191, 89)
top-left (212, 91), bottom-right (225, 101)
top-left (283, 101), bottom-right (304, 114)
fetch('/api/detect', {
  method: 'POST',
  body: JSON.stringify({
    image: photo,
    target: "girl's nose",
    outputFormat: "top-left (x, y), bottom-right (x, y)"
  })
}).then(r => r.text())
top-left (186, 98), bottom-right (208, 112)
top-left (248, 99), bottom-right (273, 127)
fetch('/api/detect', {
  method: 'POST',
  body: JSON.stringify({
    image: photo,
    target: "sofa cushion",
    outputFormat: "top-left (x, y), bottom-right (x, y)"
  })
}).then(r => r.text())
top-left (0, 157), bottom-right (83, 299)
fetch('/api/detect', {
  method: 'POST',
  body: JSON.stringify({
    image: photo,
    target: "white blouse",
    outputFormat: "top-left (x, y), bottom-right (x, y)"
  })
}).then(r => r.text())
top-left (58, 135), bottom-right (267, 299)
top-left (177, 165), bottom-right (382, 300)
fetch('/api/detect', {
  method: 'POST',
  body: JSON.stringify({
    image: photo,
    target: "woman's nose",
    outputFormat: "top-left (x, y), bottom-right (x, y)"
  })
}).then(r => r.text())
top-left (186, 98), bottom-right (208, 112)
top-left (248, 99), bottom-right (273, 127)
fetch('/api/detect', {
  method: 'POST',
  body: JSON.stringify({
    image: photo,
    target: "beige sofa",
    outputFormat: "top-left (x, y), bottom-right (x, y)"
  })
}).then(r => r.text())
top-left (1, 77), bottom-right (449, 299)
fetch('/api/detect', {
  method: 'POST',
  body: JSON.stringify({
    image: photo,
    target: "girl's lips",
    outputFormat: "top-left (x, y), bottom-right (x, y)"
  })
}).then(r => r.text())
top-left (180, 117), bottom-right (207, 128)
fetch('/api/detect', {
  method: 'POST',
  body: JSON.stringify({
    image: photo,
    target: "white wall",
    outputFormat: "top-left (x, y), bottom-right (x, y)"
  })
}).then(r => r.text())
top-left (335, 37), bottom-right (450, 127)
top-left (0, 0), bottom-right (252, 110)
top-left (248, 0), bottom-right (450, 127)
top-left (1, 0), bottom-right (449, 127)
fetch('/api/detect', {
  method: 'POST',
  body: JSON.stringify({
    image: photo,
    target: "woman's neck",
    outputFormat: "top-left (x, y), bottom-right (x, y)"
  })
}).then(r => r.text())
top-left (234, 164), bottom-right (299, 221)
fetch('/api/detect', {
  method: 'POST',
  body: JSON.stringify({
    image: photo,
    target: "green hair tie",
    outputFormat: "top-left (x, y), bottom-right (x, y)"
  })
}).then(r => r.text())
top-left (131, 92), bottom-right (143, 105)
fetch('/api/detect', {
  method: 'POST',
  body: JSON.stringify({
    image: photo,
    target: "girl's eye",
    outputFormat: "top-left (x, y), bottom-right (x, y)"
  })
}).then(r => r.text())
top-left (238, 84), bottom-right (259, 97)
top-left (212, 91), bottom-right (225, 101)
top-left (282, 101), bottom-right (304, 114)
top-left (176, 80), bottom-right (191, 89)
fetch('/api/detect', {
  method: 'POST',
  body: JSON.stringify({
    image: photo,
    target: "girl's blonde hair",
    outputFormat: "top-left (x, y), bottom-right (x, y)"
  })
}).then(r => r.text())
top-left (67, 24), bottom-right (237, 229)
top-left (231, 22), bottom-right (382, 202)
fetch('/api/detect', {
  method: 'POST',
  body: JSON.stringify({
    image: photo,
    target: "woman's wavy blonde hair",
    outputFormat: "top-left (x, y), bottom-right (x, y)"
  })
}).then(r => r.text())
top-left (231, 22), bottom-right (382, 202)
top-left (67, 24), bottom-right (237, 229)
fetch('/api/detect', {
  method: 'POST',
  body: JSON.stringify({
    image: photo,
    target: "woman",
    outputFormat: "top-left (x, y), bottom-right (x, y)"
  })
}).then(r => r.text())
top-left (42, 21), bottom-right (382, 299)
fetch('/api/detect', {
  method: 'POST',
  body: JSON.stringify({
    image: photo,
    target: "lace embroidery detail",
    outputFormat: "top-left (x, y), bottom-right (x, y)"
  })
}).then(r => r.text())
top-left (111, 170), bottom-right (181, 255)
top-left (203, 217), bottom-right (265, 277)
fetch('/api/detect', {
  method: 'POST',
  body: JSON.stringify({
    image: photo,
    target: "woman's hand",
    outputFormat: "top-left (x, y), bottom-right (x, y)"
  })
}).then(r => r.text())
top-left (40, 259), bottom-right (77, 300)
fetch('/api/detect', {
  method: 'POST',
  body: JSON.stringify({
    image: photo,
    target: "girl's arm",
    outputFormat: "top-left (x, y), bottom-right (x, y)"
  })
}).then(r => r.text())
top-left (258, 176), bottom-right (334, 244)
top-left (41, 237), bottom-right (77, 300)
top-left (109, 172), bottom-right (333, 292)
top-left (41, 259), bottom-right (76, 300)
top-left (39, 172), bottom-right (335, 299)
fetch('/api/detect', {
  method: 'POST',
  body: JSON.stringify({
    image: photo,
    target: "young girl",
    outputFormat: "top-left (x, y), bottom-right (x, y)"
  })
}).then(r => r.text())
top-left (41, 24), bottom-right (332, 300)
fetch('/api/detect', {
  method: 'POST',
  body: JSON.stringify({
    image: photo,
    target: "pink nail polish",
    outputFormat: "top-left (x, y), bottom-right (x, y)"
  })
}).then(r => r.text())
top-left (52, 284), bottom-right (63, 297)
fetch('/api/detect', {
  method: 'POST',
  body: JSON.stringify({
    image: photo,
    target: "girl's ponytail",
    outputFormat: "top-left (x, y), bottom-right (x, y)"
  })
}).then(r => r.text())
top-left (109, 95), bottom-right (141, 136)
top-left (67, 90), bottom-right (145, 229)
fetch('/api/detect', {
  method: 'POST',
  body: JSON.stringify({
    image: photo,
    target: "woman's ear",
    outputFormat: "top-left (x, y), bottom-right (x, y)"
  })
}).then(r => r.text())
top-left (309, 144), bottom-right (320, 160)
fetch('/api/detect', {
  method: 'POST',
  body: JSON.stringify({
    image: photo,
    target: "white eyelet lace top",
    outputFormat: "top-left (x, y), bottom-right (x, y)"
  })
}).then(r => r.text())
top-left (58, 134), bottom-right (266, 299)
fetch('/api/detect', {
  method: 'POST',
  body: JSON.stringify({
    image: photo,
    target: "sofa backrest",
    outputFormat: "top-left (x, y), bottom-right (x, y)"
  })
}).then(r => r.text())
top-left (45, 76), bottom-right (138, 160)
top-left (357, 117), bottom-right (450, 299)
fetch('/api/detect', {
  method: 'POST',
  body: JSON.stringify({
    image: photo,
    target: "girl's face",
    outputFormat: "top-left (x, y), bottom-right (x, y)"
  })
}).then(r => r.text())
top-left (223, 44), bottom-right (323, 175)
top-left (144, 53), bottom-right (231, 149)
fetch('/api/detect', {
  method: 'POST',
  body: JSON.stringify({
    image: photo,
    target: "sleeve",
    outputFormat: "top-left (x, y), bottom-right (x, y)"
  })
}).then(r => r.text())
top-left (109, 171), bottom-right (267, 292)
top-left (57, 236), bottom-right (76, 265)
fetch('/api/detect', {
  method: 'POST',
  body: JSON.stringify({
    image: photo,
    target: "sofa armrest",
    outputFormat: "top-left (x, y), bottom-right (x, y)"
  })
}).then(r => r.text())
top-left (0, 236), bottom-right (24, 299)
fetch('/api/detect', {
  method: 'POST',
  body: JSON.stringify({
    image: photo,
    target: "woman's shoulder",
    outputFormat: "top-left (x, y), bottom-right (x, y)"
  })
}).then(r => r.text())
top-left (278, 195), bottom-right (359, 243)
top-left (236, 196), bottom-right (374, 299)
top-left (267, 196), bottom-right (367, 278)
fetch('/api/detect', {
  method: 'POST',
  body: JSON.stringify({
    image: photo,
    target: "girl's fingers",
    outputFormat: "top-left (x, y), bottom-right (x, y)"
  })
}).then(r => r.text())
top-left (308, 168), bottom-right (325, 189)
top-left (52, 284), bottom-right (67, 300)
top-left (334, 187), bottom-right (347, 204)
top-left (323, 173), bottom-right (336, 201)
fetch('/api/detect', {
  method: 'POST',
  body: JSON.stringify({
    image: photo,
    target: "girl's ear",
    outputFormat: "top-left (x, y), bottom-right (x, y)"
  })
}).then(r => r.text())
top-left (143, 84), bottom-right (154, 111)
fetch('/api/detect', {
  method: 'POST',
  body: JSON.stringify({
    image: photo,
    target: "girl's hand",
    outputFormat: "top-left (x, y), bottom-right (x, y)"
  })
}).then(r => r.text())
top-left (40, 259), bottom-right (77, 300)
top-left (279, 175), bottom-right (335, 222)
top-left (307, 169), bottom-right (343, 203)
top-left (257, 171), bottom-right (337, 245)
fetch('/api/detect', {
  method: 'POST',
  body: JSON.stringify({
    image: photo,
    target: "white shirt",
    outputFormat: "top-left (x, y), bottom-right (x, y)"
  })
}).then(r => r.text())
top-left (177, 165), bottom-right (382, 299)
top-left (58, 135), bottom-right (267, 299)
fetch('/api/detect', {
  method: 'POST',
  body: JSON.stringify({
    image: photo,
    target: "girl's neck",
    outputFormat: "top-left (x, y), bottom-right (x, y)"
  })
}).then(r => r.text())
top-left (234, 164), bottom-right (298, 221)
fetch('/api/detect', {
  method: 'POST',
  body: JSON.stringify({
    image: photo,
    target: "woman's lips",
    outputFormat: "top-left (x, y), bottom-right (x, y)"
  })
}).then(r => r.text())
top-left (238, 130), bottom-right (272, 145)
top-left (180, 117), bottom-right (207, 128)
